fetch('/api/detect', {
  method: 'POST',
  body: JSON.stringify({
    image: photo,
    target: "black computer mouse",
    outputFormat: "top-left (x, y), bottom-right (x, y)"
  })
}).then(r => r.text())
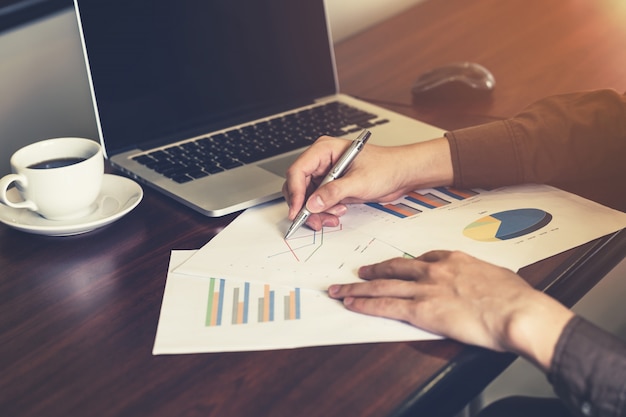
top-left (411, 62), bottom-right (495, 103)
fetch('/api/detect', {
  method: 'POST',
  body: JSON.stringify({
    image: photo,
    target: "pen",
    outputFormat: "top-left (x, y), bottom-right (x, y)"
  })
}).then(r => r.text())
top-left (284, 129), bottom-right (371, 239)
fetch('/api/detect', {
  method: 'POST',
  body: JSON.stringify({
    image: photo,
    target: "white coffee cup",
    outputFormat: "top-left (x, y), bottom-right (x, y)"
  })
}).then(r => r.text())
top-left (0, 137), bottom-right (104, 220)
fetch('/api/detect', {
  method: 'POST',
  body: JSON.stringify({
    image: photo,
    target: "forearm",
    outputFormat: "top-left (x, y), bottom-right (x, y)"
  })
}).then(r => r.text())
top-left (397, 137), bottom-right (454, 192)
top-left (446, 89), bottom-right (626, 193)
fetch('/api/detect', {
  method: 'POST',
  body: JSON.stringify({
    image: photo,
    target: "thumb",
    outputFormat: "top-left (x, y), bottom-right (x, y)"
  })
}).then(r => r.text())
top-left (305, 193), bottom-right (327, 214)
top-left (305, 179), bottom-right (350, 214)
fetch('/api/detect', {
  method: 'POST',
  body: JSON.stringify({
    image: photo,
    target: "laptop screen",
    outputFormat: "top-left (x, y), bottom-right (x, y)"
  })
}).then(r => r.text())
top-left (75, 0), bottom-right (337, 153)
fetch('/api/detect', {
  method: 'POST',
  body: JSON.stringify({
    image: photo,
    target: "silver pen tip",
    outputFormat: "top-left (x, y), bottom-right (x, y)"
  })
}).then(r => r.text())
top-left (284, 210), bottom-right (309, 239)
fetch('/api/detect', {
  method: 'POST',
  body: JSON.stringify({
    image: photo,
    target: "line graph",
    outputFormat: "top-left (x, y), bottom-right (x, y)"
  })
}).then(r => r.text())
top-left (175, 200), bottom-right (419, 290)
top-left (270, 225), bottom-right (344, 262)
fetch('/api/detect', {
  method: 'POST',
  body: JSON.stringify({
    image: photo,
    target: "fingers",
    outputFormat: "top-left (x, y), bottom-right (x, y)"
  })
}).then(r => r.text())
top-left (343, 296), bottom-right (421, 327)
top-left (283, 135), bottom-right (411, 220)
top-left (302, 209), bottom-right (346, 231)
top-left (328, 250), bottom-right (554, 354)
top-left (329, 278), bottom-right (419, 300)
top-left (358, 256), bottom-right (431, 281)
top-left (282, 181), bottom-right (305, 220)
top-left (306, 176), bottom-right (367, 213)
top-left (356, 250), bottom-right (458, 281)
top-left (415, 249), bottom-right (453, 263)
top-left (328, 280), bottom-right (424, 325)
top-left (283, 136), bottom-right (348, 219)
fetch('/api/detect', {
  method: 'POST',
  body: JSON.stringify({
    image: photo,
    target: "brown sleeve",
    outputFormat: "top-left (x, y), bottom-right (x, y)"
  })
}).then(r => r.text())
top-left (548, 316), bottom-right (626, 417)
top-left (445, 89), bottom-right (626, 209)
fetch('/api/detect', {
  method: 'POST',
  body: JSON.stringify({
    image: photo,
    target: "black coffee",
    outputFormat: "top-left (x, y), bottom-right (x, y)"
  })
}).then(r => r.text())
top-left (27, 157), bottom-right (86, 170)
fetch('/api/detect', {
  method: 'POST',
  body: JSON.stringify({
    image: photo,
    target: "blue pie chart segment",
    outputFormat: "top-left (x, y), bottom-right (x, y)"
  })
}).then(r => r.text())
top-left (463, 208), bottom-right (552, 242)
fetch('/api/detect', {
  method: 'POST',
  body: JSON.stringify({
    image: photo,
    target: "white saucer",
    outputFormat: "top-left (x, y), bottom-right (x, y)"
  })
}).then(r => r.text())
top-left (0, 174), bottom-right (143, 236)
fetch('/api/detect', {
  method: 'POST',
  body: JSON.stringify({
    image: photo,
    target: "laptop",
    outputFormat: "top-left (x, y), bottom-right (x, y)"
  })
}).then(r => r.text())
top-left (73, 0), bottom-right (444, 217)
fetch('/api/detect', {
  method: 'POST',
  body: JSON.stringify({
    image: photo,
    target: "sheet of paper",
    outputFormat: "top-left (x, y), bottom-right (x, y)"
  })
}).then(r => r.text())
top-left (153, 251), bottom-right (440, 355)
top-left (176, 184), bottom-right (625, 292)
top-left (372, 184), bottom-right (626, 272)
top-left (174, 187), bottom-right (488, 291)
top-left (174, 199), bottom-right (407, 291)
top-left (156, 185), bottom-right (625, 355)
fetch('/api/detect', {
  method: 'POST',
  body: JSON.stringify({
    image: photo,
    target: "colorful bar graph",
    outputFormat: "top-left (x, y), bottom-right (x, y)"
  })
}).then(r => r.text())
top-left (435, 186), bottom-right (478, 200)
top-left (365, 202), bottom-right (422, 218)
top-left (406, 191), bottom-right (450, 209)
top-left (258, 284), bottom-right (275, 322)
top-left (230, 282), bottom-right (250, 324)
top-left (364, 187), bottom-right (481, 219)
top-left (206, 278), bottom-right (225, 326)
top-left (284, 288), bottom-right (301, 320)
top-left (206, 279), bottom-right (301, 326)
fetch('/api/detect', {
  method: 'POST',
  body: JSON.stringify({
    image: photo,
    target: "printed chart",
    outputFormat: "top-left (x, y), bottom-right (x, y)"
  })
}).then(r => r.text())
top-left (155, 186), bottom-right (626, 354)
top-left (206, 277), bottom-right (301, 326)
top-left (342, 187), bottom-right (483, 230)
top-left (463, 208), bottom-right (553, 242)
top-left (269, 224), bottom-right (344, 264)
top-left (366, 187), bottom-right (479, 218)
top-left (154, 251), bottom-right (439, 354)
top-left (175, 200), bottom-right (405, 291)
top-left (374, 184), bottom-right (626, 272)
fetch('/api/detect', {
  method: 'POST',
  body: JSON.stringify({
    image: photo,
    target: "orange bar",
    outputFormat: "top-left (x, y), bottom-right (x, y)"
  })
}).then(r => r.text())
top-left (447, 187), bottom-right (476, 199)
top-left (211, 292), bottom-right (220, 326)
top-left (289, 291), bottom-right (296, 320)
top-left (237, 302), bottom-right (244, 324)
top-left (383, 204), bottom-right (415, 217)
top-left (263, 284), bottom-right (270, 322)
top-left (407, 191), bottom-right (444, 207)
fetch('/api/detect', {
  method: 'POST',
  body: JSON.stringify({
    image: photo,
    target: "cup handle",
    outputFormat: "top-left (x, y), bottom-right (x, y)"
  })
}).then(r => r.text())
top-left (0, 174), bottom-right (38, 211)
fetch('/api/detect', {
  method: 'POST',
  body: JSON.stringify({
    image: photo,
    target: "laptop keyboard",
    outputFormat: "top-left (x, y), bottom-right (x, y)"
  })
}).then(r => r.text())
top-left (131, 101), bottom-right (388, 184)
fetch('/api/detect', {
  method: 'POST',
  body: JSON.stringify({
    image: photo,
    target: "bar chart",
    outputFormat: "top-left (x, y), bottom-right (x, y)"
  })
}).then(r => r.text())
top-left (365, 187), bottom-right (480, 219)
top-left (206, 278), bottom-right (301, 327)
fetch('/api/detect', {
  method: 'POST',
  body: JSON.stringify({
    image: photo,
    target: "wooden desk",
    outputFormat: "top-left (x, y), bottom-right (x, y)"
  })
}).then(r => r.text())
top-left (1, 1), bottom-right (625, 416)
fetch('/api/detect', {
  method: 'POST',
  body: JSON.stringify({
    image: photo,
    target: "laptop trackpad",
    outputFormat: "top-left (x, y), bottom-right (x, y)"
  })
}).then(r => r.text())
top-left (258, 152), bottom-right (301, 178)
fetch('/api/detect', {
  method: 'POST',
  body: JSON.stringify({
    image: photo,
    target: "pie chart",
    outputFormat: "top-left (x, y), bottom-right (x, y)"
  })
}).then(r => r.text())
top-left (463, 208), bottom-right (552, 242)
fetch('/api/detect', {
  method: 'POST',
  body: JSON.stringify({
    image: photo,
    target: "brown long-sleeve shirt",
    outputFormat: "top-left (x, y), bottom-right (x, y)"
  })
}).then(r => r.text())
top-left (446, 90), bottom-right (626, 417)
top-left (446, 89), bottom-right (626, 211)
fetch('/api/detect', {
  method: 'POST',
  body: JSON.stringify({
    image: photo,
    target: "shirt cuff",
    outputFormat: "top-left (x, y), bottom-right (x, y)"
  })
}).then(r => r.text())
top-left (549, 316), bottom-right (626, 417)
